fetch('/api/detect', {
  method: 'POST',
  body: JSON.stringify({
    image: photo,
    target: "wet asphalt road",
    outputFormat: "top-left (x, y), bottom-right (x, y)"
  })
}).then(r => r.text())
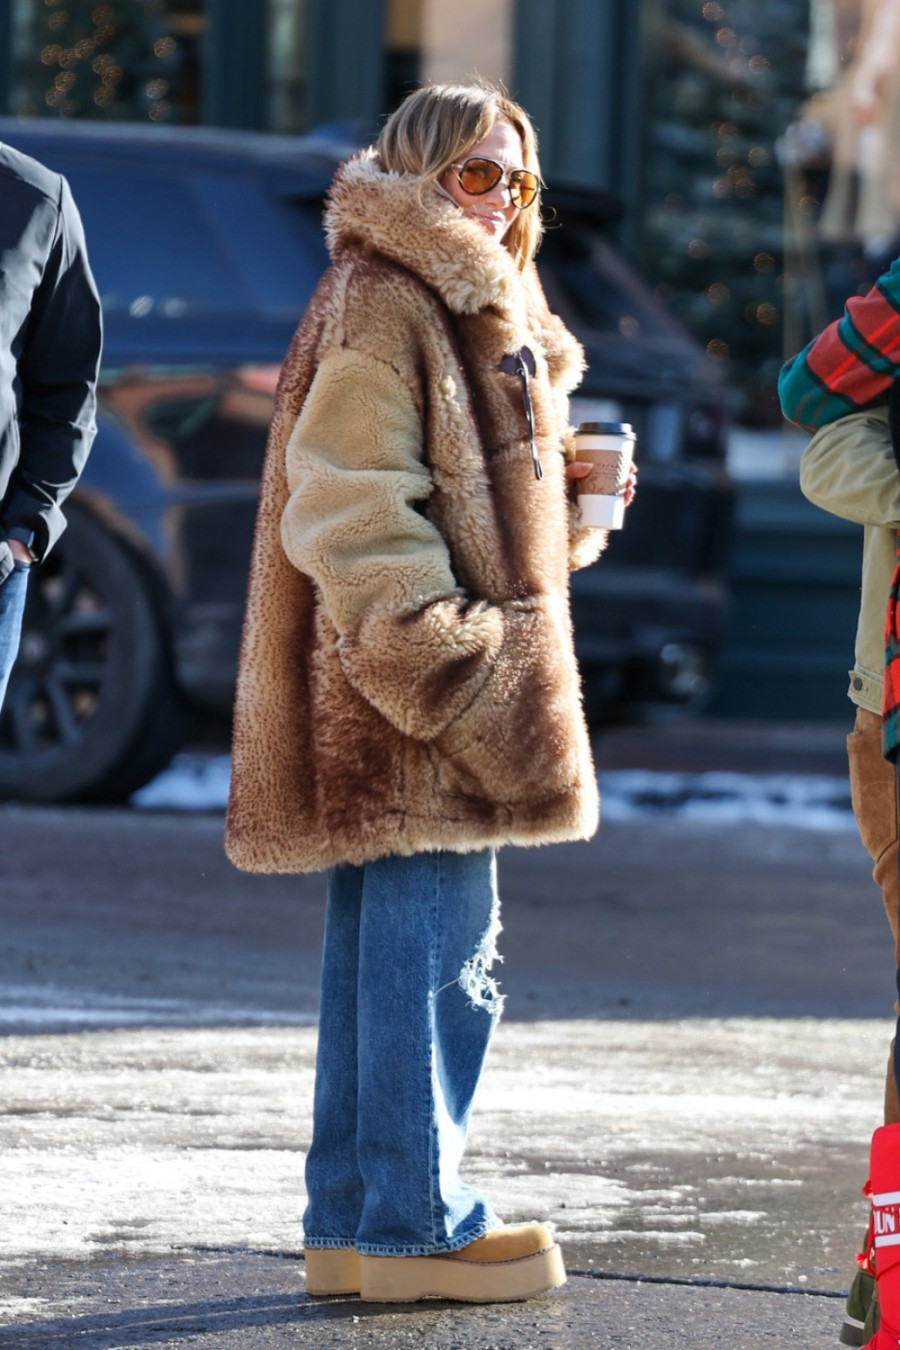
top-left (1, 1258), bottom-right (840, 1349)
top-left (0, 724), bottom-right (890, 1347)
top-left (0, 785), bottom-right (887, 1027)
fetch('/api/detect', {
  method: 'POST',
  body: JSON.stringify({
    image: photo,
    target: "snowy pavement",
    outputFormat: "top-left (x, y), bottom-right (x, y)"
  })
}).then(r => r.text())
top-left (131, 752), bottom-right (856, 833)
top-left (0, 1016), bottom-right (878, 1320)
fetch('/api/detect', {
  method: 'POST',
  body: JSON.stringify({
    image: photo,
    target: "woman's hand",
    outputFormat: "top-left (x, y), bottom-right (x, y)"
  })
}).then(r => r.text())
top-left (565, 460), bottom-right (638, 506)
top-left (7, 539), bottom-right (33, 565)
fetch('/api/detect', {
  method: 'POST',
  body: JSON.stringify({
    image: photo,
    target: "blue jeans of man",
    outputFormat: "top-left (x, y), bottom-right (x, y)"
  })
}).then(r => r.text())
top-left (304, 849), bottom-right (503, 1256)
top-left (0, 563), bottom-right (29, 710)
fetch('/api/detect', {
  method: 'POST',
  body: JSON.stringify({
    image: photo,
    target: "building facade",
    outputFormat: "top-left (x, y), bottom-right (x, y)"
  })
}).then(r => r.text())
top-left (0, 0), bottom-right (891, 424)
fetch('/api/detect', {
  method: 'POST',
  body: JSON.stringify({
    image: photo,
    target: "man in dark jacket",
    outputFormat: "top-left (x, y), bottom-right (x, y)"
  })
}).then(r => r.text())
top-left (0, 142), bottom-right (102, 707)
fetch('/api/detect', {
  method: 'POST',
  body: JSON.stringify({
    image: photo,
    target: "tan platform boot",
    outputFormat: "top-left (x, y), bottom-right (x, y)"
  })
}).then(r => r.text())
top-left (359, 1221), bottom-right (566, 1304)
top-left (304, 1247), bottom-right (361, 1297)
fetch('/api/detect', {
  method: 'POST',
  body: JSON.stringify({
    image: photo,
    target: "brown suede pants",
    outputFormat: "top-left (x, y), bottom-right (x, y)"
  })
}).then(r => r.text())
top-left (848, 706), bottom-right (900, 1123)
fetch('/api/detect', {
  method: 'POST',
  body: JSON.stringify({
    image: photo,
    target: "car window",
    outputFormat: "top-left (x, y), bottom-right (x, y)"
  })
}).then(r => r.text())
top-left (192, 170), bottom-right (329, 314)
top-left (50, 156), bottom-right (328, 321)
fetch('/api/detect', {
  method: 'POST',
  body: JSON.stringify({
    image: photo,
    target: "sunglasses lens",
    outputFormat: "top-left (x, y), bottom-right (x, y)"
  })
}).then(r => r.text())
top-left (455, 159), bottom-right (539, 209)
top-left (457, 158), bottom-right (503, 195)
top-left (510, 171), bottom-right (538, 208)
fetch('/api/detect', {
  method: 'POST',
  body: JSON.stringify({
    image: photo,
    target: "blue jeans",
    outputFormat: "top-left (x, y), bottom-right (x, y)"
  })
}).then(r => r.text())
top-left (0, 563), bottom-right (29, 710)
top-left (304, 849), bottom-right (503, 1256)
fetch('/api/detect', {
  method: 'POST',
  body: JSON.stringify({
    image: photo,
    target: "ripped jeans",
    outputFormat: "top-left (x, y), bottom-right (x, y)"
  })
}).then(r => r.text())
top-left (303, 849), bottom-right (503, 1256)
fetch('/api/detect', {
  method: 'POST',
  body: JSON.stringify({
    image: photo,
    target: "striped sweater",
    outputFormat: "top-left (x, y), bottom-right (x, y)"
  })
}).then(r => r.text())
top-left (779, 257), bottom-right (900, 432)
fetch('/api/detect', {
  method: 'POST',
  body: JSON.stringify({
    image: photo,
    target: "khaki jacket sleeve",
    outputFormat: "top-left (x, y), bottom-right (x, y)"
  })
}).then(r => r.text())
top-left (280, 346), bottom-right (509, 742)
top-left (799, 405), bottom-right (900, 528)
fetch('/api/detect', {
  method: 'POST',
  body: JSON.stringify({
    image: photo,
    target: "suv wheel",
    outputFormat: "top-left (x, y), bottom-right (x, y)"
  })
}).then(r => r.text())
top-left (0, 505), bottom-right (185, 802)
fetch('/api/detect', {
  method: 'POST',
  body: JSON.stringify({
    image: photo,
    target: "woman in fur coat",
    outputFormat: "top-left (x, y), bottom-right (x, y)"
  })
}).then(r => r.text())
top-left (225, 80), bottom-right (631, 1305)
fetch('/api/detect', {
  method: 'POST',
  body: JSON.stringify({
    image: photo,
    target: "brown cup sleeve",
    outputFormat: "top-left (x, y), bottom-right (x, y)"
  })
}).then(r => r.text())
top-left (575, 449), bottom-right (628, 496)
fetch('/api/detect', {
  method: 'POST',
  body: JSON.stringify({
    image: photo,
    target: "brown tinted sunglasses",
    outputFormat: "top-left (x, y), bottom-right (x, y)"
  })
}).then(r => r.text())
top-left (450, 156), bottom-right (539, 209)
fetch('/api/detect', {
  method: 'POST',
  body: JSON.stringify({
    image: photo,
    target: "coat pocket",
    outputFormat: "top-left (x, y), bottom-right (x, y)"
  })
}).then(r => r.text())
top-left (430, 597), bottom-right (582, 807)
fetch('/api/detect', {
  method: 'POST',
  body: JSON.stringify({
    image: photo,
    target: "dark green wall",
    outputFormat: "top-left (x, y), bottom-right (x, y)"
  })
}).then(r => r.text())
top-left (202, 0), bottom-right (268, 129)
top-left (304, 0), bottom-right (385, 136)
top-left (512, 0), bottom-right (644, 243)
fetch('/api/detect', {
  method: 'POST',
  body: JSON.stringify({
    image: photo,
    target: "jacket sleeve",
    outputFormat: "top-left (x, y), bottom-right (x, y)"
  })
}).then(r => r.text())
top-left (2, 176), bottom-right (103, 558)
top-left (799, 405), bottom-right (900, 527)
top-left (281, 346), bottom-right (516, 742)
top-left (568, 515), bottom-right (609, 570)
top-left (779, 256), bottom-right (900, 432)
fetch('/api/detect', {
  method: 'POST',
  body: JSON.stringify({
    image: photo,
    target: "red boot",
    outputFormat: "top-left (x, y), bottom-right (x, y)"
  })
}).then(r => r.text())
top-left (864, 1124), bottom-right (900, 1347)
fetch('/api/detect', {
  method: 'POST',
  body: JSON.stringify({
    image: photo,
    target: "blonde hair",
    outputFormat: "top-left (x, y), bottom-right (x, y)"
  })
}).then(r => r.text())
top-left (374, 81), bottom-right (542, 270)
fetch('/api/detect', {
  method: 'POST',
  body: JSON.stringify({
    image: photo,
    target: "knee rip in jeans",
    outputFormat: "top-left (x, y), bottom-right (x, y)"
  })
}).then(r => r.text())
top-left (458, 903), bottom-right (505, 1015)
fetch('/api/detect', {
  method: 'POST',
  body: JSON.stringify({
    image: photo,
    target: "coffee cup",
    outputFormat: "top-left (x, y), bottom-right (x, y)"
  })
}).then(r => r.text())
top-left (573, 421), bottom-right (635, 529)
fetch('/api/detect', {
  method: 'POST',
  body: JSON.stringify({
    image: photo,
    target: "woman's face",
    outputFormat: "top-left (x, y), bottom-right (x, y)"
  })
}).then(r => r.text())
top-left (440, 116), bottom-right (526, 243)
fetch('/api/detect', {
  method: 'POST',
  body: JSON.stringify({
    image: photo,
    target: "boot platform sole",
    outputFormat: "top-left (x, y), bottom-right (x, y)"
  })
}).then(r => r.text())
top-left (359, 1242), bottom-right (566, 1303)
top-left (304, 1247), bottom-right (361, 1297)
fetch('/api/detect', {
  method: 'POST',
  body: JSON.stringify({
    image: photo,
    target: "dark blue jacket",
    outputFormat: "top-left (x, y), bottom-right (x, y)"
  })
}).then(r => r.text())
top-left (0, 143), bottom-right (102, 579)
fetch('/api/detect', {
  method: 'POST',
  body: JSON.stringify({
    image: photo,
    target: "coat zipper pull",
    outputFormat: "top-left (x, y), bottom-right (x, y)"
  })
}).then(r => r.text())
top-left (501, 347), bottom-right (542, 480)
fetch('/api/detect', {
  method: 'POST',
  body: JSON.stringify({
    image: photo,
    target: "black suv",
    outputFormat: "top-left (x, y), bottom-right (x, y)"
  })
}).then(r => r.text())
top-left (0, 118), bottom-right (733, 802)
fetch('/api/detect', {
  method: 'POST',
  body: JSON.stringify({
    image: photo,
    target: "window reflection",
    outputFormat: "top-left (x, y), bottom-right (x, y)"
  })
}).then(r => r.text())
top-left (268, 0), bottom-right (306, 133)
top-left (11, 0), bottom-right (203, 122)
top-left (639, 0), bottom-right (899, 426)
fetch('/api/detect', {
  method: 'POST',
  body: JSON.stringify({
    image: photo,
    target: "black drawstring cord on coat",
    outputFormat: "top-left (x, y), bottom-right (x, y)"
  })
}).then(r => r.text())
top-left (500, 347), bottom-right (542, 480)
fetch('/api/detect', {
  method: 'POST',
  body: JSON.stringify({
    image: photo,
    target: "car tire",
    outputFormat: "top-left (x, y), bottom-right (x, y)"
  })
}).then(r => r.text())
top-left (0, 505), bottom-right (186, 803)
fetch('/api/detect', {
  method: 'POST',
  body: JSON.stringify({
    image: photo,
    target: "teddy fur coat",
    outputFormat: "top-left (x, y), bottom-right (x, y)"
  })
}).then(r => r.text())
top-left (225, 150), bottom-right (607, 874)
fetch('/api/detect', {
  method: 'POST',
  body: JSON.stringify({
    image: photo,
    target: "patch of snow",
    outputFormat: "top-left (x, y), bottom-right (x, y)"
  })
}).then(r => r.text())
top-left (597, 769), bottom-right (854, 831)
top-left (0, 983), bottom-right (315, 1030)
top-left (131, 755), bottom-right (231, 811)
top-left (130, 756), bottom-right (856, 832)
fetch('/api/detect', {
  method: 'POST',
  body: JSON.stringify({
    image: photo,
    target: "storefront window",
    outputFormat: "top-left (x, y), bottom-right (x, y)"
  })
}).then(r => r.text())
top-left (384, 0), bottom-right (513, 112)
top-left (11, 0), bottom-right (204, 123)
top-left (639, 0), bottom-right (887, 427)
top-left (268, 0), bottom-right (306, 133)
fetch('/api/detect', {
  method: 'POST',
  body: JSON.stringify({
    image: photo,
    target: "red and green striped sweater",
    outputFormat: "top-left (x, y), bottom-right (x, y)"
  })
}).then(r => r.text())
top-left (779, 256), bottom-right (900, 759)
top-left (779, 257), bottom-right (900, 432)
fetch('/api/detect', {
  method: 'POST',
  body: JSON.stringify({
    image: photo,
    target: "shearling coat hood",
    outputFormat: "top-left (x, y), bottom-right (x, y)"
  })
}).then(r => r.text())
top-left (325, 150), bottom-right (586, 393)
top-left (226, 152), bottom-right (605, 874)
top-left (326, 150), bottom-right (524, 317)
